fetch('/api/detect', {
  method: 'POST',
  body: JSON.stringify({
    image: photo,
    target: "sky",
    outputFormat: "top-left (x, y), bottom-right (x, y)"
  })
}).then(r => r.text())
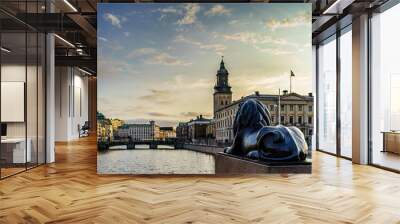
top-left (98, 3), bottom-right (312, 127)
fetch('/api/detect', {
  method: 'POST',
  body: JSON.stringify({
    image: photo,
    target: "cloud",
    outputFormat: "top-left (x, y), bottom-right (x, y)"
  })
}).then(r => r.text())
top-left (146, 52), bottom-right (192, 66)
top-left (265, 13), bottom-right (311, 31)
top-left (177, 3), bottom-right (200, 25)
top-left (156, 6), bottom-right (182, 21)
top-left (104, 13), bottom-right (123, 28)
top-left (204, 4), bottom-right (231, 16)
top-left (221, 32), bottom-right (300, 54)
top-left (175, 35), bottom-right (226, 55)
top-left (158, 7), bottom-right (181, 14)
top-left (181, 112), bottom-right (212, 118)
top-left (98, 58), bottom-right (136, 76)
top-left (127, 48), bottom-right (191, 66)
top-left (99, 37), bottom-right (108, 42)
top-left (123, 32), bottom-right (130, 37)
top-left (254, 46), bottom-right (296, 55)
top-left (228, 20), bottom-right (238, 25)
top-left (127, 48), bottom-right (157, 58)
top-left (139, 89), bottom-right (174, 104)
top-left (147, 112), bottom-right (174, 117)
top-left (222, 32), bottom-right (290, 46)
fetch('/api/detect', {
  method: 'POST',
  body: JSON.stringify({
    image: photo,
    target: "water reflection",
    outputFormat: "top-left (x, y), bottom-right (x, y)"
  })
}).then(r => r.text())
top-left (97, 146), bottom-right (215, 174)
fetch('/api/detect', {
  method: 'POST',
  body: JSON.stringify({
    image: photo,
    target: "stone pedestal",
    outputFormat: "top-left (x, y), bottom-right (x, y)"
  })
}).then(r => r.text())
top-left (215, 153), bottom-right (311, 174)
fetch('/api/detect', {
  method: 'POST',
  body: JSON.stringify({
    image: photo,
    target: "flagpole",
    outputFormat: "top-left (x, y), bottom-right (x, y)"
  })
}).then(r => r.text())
top-left (278, 88), bottom-right (281, 125)
top-left (290, 70), bottom-right (294, 93)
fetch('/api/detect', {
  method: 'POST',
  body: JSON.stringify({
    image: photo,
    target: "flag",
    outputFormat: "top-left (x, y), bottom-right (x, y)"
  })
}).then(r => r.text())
top-left (290, 70), bottom-right (295, 77)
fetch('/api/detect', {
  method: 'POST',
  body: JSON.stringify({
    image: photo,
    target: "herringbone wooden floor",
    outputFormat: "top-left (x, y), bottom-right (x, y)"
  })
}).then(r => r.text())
top-left (1, 137), bottom-right (400, 224)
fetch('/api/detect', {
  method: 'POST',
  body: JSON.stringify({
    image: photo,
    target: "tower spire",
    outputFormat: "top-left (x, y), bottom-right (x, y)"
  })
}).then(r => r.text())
top-left (220, 56), bottom-right (225, 70)
top-left (213, 56), bottom-right (232, 115)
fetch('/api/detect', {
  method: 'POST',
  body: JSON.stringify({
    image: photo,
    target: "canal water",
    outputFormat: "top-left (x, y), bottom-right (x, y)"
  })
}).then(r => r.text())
top-left (97, 146), bottom-right (215, 174)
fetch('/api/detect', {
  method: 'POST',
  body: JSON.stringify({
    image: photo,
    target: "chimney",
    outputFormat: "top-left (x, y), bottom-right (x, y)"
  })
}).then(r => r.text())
top-left (199, 114), bottom-right (203, 119)
top-left (308, 92), bottom-right (313, 97)
top-left (255, 91), bottom-right (260, 96)
top-left (283, 90), bottom-right (288, 95)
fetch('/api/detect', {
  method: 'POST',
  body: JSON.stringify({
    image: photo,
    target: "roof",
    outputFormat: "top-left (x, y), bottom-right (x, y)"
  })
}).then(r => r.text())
top-left (120, 123), bottom-right (153, 129)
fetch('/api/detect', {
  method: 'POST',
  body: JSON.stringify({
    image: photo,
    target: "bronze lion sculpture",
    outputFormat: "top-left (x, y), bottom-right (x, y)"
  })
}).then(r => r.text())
top-left (224, 99), bottom-right (308, 162)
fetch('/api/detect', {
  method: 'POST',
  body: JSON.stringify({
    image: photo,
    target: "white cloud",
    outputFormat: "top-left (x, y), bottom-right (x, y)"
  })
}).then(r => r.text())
top-left (99, 37), bottom-right (108, 42)
top-left (265, 13), bottom-right (311, 31)
top-left (104, 13), bottom-right (122, 28)
top-left (204, 4), bottom-right (231, 16)
top-left (127, 48), bottom-right (157, 58)
top-left (158, 7), bottom-right (180, 14)
top-left (124, 32), bottom-right (130, 37)
top-left (222, 32), bottom-right (297, 46)
top-left (127, 47), bottom-right (190, 66)
top-left (254, 46), bottom-right (296, 55)
top-left (156, 6), bottom-right (182, 21)
top-left (98, 58), bottom-right (137, 76)
top-left (228, 20), bottom-right (238, 25)
top-left (222, 32), bottom-right (303, 55)
top-left (146, 52), bottom-right (191, 66)
top-left (175, 35), bottom-right (226, 55)
top-left (177, 3), bottom-right (200, 25)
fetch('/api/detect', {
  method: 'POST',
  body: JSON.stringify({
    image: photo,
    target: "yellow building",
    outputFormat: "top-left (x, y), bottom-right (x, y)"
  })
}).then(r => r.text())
top-left (111, 118), bottom-right (124, 131)
top-left (159, 127), bottom-right (176, 140)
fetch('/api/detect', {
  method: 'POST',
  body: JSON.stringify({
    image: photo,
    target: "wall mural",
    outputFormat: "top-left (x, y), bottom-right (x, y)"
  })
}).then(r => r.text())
top-left (97, 3), bottom-right (313, 174)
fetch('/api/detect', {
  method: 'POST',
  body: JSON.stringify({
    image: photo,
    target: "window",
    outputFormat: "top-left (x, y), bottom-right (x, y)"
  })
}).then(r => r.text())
top-left (308, 116), bottom-right (312, 124)
top-left (370, 5), bottom-right (400, 171)
top-left (281, 104), bottom-right (284, 111)
top-left (270, 105), bottom-right (274, 111)
top-left (318, 35), bottom-right (337, 154)
top-left (290, 105), bottom-right (294, 111)
top-left (289, 116), bottom-right (294, 124)
top-left (271, 115), bottom-right (275, 123)
top-left (298, 116), bottom-right (302, 124)
top-left (298, 105), bottom-right (303, 111)
top-left (340, 27), bottom-right (352, 158)
top-left (1, 6), bottom-right (46, 179)
top-left (280, 115), bottom-right (285, 123)
top-left (309, 105), bottom-right (313, 112)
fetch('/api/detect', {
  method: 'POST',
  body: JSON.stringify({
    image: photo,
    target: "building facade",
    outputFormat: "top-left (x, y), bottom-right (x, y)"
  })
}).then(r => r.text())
top-left (111, 118), bottom-right (124, 131)
top-left (214, 91), bottom-right (314, 143)
top-left (187, 115), bottom-right (211, 143)
top-left (176, 122), bottom-right (189, 141)
top-left (159, 127), bottom-right (176, 140)
top-left (97, 112), bottom-right (113, 142)
top-left (116, 121), bottom-right (160, 141)
top-left (211, 59), bottom-right (314, 144)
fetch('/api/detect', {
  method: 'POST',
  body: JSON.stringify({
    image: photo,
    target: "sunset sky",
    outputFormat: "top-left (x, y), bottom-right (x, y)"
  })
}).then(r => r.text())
top-left (98, 3), bottom-right (312, 127)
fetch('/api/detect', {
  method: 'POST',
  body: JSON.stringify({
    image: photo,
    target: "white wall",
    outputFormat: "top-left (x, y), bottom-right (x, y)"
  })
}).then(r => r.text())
top-left (55, 67), bottom-right (89, 141)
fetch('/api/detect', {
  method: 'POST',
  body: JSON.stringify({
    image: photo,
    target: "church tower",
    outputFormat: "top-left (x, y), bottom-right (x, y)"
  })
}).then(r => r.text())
top-left (213, 57), bottom-right (232, 116)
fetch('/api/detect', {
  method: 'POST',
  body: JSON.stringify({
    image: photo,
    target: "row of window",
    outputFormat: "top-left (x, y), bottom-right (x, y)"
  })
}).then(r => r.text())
top-left (216, 104), bottom-right (313, 119)
top-left (216, 117), bottom-right (234, 129)
top-left (215, 114), bottom-right (313, 129)
top-left (216, 130), bottom-right (232, 139)
top-left (272, 104), bottom-right (313, 112)
top-left (215, 107), bottom-right (237, 119)
top-left (272, 115), bottom-right (313, 124)
top-left (220, 100), bottom-right (229, 106)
